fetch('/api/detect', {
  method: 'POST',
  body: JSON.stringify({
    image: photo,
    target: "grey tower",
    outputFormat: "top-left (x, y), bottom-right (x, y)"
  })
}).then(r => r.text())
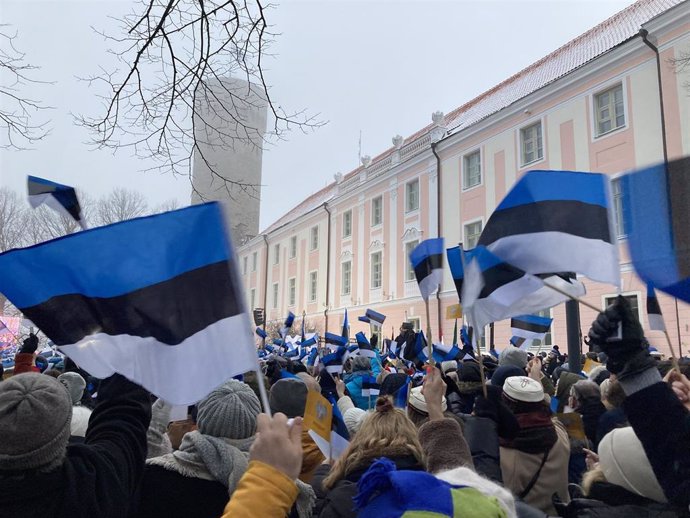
top-left (191, 78), bottom-right (268, 245)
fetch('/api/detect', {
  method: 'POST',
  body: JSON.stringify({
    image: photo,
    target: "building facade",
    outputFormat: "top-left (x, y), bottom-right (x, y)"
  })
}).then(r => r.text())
top-left (238, 0), bottom-right (690, 357)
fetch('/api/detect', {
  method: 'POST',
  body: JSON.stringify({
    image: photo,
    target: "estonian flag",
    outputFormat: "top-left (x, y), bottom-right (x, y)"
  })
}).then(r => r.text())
top-left (392, 378), bottom-right (411, 409)
top-left (0, 203), bottom-right (256, 405)
top-left (356, 332), bottom-right (376, 358)
top-left (621, 157), bottom-right (690, 303)
top-left (325, 332), bottom-right (348, 349)
top-left (478, 170), bottom-right (620, 287)
top-left (307, 347), bottom-right (319, 367)
top-left (461, 246), bottom-right (585, 331)
top-left (255, 327), bottom-right (267, 339)
top-left (365, 308), bottom-right (386, 327)
top-left (446, 245), bottom-right (465, 302)
top-left (646, 283), bottom-right (666, 332)
top-left (362, 375), bottom-right (380, 398)
top-left (358, 316), bottom-right (370, 323)
top-left (409, 238), bottom-right (445, 300)
top-left (281, 312), bottom-right (295, 339)
top-left (27, 175), bottom-right (86, 229)
top-left (510, 336), bottom-right (528, 349)
top-left (323, 346), bottom-right (347, 374)
top-left (511, 314), bottom-right (552, 342)
top-left (341, 308), bottom-right (350, 341)
top-left (301, 334), bottom-right (318, 348)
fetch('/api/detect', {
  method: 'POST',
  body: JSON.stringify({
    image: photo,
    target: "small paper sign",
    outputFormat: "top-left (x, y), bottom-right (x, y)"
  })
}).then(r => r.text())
top-left (302, 390), bottom-right (332, 442)
top-left (446, 304), bottom-right (463, 320)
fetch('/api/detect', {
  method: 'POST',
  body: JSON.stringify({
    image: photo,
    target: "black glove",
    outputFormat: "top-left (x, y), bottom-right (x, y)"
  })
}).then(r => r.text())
top-left (20, 333), bottom-right (39, 355)
top-left (587, 295), bottom-right (654, 379)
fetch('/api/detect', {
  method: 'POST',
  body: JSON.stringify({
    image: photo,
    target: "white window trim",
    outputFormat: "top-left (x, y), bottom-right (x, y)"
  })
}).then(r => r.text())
top-left (371, 195), bottom-right (383, 228)
top-left (288, 277), bottom-right (297, 307)
top-left (370, 251), bottom-right (383, 290)
top-left (273, 244), bottom-right (280, 265)
top-left (341, 260), bottom-right (352, 295)
top-left (590, 80), bottom-right (629, 140)
top-left (461, 148), bottom-right (483, 192)
top-left (518, 118), bottom-right (546, 168)
top-left (310, 226), bottom-right (319, 251)
top-left (343, 210), bottom-right (353, 239)
top-left (463, 217), bottom-right (485, 250)
top-left (403, 238), bottom-right (420, 283)
top-left (272, 282), bottom-right (279, 309)
top-left (602, 291), bottom-right (642, 323)
top-left (308, 270), bottom-right (318, 302)
top-left (404, 178), bottom-right (420, 214)
top-left (289, 236), bottom-right (297, 260)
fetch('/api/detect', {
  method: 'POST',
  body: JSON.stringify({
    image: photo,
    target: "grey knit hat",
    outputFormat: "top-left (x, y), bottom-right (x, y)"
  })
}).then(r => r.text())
top-left (269, 378), bottom-right (308, 418)
top-left (196, 379), bottom-right (261, 439)
top-left (498, 347), bottom-right (528, 369)
top-left (0, 373), bottom-right (73, 471)
top-left (57, 372), bottom-right (86, 405)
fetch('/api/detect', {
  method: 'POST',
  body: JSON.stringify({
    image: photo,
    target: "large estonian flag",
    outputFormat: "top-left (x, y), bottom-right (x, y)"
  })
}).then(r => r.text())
top-left (461, 246), bottom-right (585, 331)
top-left (478, 170), bottom-right (620, 287)
top-left (511, 314), bottom-right (553, 342)
top-left (446, 245), bottom-right (465, 302)
top-left (646, 283), bottom-right (666, 332)
top-left (621, 157), bottom-right (690, 303)
top-left (409, 238), bottom-right (445, 300)
top-left (0, 203), bottom-right (256, 405)
top-left (27, 175), bottom-right (86, 229)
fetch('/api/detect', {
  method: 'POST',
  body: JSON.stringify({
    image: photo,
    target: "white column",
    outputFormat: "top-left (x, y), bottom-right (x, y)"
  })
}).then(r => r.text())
top-left (388, 184), bottom-right (398, 298)
top-left (356, 201), bottom-right (365, 305)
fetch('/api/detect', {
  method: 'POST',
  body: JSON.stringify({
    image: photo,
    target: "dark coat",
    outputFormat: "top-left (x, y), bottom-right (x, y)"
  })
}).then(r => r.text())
top-left (133, 464), bottom-right (229, 518)
top-left (595, 408), bottom-right (627, 445)
top-left (314, 455), bottom-right (422, 518)
top-left (577, 400), bottom-right (606, 450)
top-left (0, 375), bottom-right (151, 518)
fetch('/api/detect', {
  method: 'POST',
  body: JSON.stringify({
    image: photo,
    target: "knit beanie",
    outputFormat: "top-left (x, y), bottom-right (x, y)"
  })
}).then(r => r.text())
top-left (196, 379), bottom-right (261, 439)
top-left (598, 427), bottom-right (667, 503)
top-left (490, 365), bottom-right (524, 388)
top-left (57, 372), bottom-right (86, 405)
top-left (498, 348), bottom-right (528, 369)
top-left (343, 407), bottom-right (367, 435)
top-left (269, 378), bottom-right (308, 418)
top-left (0, 373), bottom-right (73, 471)
top-left (380, 373), bottom-right (409, 397)
top-left (458, 362), bottom-right (482, 383)
top-left (408, 385), bottom-right (447, 413)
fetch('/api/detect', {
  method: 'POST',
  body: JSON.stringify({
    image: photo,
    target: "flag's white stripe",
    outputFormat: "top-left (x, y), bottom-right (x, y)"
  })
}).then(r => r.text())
top-left (418, 269), bottom-right (443, 300)
top-left (326, 365), bottom-right (343, 374)
top-left (648, 313), bottom-right (666, 332)
top-left (486, 231), bottom-right (620, 287)
top-left (59, 314), bottom-right (256, 406)
top-left (511, 328), bottom-right (547, 341)
top-left (359, 349), bottom-right (377, 358)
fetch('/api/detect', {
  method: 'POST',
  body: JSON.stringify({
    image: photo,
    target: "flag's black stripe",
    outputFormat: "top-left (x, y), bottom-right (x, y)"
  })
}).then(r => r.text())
top-left (53, 190), bottom-right (82, 222)
top-left (511, 319), bottom-right (550, 334)
top-left (668, 157), bottom-right (690, 278)
top-left (28, 183), bottom-right (58, 196)
top-left (646, 295), bottom-right (662, 316)
top-left (413, 253), bottom-right (443, 283)
top-left (478, 200), bottom-right (612, 246)
top-left (453, 278), bottom-right (463, 300)
top-left (479, 262), bottom-right (525, 299)
top-left (20, 261), bottom-right (241, 346)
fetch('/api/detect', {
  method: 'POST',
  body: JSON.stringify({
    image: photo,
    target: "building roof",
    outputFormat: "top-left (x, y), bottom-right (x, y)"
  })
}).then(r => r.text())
top-left (258, 0), bottom-right (684, 239)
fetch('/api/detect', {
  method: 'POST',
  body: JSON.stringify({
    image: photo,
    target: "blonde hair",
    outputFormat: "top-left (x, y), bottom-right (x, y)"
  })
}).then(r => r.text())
top-left (581, 466), bottom-right (607, 496)
top-left (323, 396), bottom-right (425, 489)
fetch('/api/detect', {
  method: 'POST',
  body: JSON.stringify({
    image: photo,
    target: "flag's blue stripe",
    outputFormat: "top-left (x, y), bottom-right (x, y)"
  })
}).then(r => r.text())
top-left (0, 203), bottom-right (230, 308)
top-left (496, 171), bottom-right (608, 211)
top-left (446, 246), bottom-right (464, 280)
top-left (465, 246), bottom-right (504, 272)
top-left (365, 308), bottom-right (386, 324)
top-left (409, 238), bottom-right (445, 268)
top-left (325, 332), bottom-right (347, 347)
top-left (356, 331), bottom-right (370, 347)
top-left (358, 316), bottom-right (370, 323)
top-left (512, 314), bottom-right (552, 327)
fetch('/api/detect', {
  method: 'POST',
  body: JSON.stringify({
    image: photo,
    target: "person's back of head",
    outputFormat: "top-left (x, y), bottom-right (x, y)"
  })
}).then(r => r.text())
top-left (295, 372), bottom-right (320, 393)
top-left (269, 378), bottom-right (308, 418)
top-left (57, 372), bottom-right (86, 406)
top-left (570, 380), bottom-right (602, 411)
top-left (197, 379), bottom-right (261, 439)
top-left (351, 356), bottom-right (372, 373)
top-left (498, 347), bottom-right (528, 369)
top-left (0, 373), bottom-right (73, 474)
top-left (600, 378), bottom-right (626, 409)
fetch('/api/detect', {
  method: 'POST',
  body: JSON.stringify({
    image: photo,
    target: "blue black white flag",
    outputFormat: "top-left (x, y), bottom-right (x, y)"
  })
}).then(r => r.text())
top-left (622, 157), bottom-right (690, 303)
top-left (301, 334), bottom-right (318, 348)
top-left (461, 246), bottom-right (585, 331)
top-left (510, 336), bottom-right (528, 349)
top-left (341, 308), bottom-right (350, 341)
top-left (446, 245), bottom-right (465, 302)
top-left (322, 346), bottom-right (347, 374)
top-left (255, 327), bottom-right (267, 339)
top-left (478, 170), bottom-right (619, 287)
top-left (356, 331), bottom-right (376, 358)
top-left (0, 203), bottom-right (255, 405)
top-left (646, 283), bottom-right (666, 332)
top-left (365, 308), bottom-right (386, 327)
top-left (281, 312), bottom-right (295, 339)
top-left (362, 375), bottom-right (380, 398)
top-left (510, 314), bottom-right (552, 342)
top-left (27, 175), bottom-right (86, 230)
top-left (358, 316), bottom-right (370, 323)
top-left (325, 332), bottom-right (348, 349)
top-left (409, 238), bottom-right (445, 300)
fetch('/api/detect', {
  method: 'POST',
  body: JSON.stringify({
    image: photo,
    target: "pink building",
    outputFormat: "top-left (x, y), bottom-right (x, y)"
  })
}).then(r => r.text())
top-left (238, 0), bottom-right (690, 357)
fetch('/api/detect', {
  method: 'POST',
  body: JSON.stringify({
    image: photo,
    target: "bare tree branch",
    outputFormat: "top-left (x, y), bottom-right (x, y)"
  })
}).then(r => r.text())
top-left (76, 0), bottom-right (324, 199)
top-left (0, 25), bottom-right (53, 150)
top-left (670, 51), bottom-right (690, 91)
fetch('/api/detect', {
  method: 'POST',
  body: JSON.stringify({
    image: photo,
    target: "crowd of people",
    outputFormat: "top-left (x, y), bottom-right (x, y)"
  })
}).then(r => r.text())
top-left (0, 296), bottom-right (689, 517)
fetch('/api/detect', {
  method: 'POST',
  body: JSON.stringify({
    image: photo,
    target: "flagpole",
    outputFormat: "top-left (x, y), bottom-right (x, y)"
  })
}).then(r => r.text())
top-left (424, 298), bottom-right (434, 366)
top-left (663, 329), bottom-right (680, 371)
top-left (541, 281), bottom-right (601, 313)
top-left (472, 320), bottom-right (488, 399)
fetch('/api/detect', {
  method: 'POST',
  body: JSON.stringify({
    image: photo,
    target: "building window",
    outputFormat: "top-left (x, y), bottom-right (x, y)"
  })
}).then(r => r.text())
top-left (272, 283), bottom-right (279, 309)
top-left (520, 122), bottom-right (543, 166)
top-left (371, 251), bottom-right (382, 289)
top-left (464, 221), bottom-right (483, 249)
top-left (371, 196), bottom-right (383, 226)
top-left (404, 240), bottom-right (419, 281)
top-left (405, 179), bottom-right (419, 213)
top-left (341, 261), bottom-right (352, 295)
top-left (343, 210), bottom-right (352, 238)
top-left (309, 271), bottom-right (318, 302)
top-left (595, 84), bottom-right (625, 136)
top-left (288, 278), bottom-right (296, 306)
top-left (605, 294), bottom-right (639, 321)
top-left (242, 256), bottom-right (248, 275)
top-left (611, 177), bottom-right (625, 238)
top-left (250, 288), bottom-right (256, 310)
top-left (407, 317), bottom-right (421, 331)
top-left (463, 150), bottom-right (481, 189)
top-left (289, 236), bottom-right (297, 259)
top-left (251, 251), bottom-right (257, 272)
top-left (310, 226), bottom-right (319, 250)
top-left (273, 244), bottom-right (280, 265)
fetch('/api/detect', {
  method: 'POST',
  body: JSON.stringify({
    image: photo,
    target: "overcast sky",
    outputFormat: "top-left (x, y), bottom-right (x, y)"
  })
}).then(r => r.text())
top-left (0, 0), bottom-right (636, 230)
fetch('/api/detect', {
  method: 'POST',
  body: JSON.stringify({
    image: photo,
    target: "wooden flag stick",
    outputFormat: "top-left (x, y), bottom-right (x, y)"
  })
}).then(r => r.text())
top-left (542, 281), bottom-right (601, 313)
top-left (474, 330), bottom-right (489, 399)
top-left (663, 329), bottom-right (681, 372)
top-left (254, 358), bottom-right (272, 417)
top-left (424, 298), bottom-right (434, 366)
